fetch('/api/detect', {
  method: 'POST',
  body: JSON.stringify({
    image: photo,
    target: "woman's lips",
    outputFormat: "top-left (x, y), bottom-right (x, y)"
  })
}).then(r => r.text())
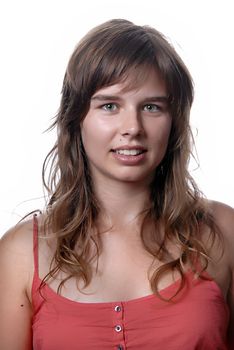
top-left (111, 150), bottom-right (147, 165)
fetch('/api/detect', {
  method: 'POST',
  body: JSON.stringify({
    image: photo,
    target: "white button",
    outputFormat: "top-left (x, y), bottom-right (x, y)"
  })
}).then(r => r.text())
top-left (114, 305), bottom-right (121, 312)
top-left (115, 325), bottom-right (122, 332)
top-left (117, 345), bottom-right (124, 350)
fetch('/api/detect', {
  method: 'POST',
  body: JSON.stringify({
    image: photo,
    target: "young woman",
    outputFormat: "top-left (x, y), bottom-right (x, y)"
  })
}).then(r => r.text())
top-left (0, 19), bottom-right (233, 349)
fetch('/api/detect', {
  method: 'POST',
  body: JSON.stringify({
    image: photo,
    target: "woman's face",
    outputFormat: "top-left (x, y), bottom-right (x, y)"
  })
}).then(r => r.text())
top-left (81, 68), bottom-right (172, 187)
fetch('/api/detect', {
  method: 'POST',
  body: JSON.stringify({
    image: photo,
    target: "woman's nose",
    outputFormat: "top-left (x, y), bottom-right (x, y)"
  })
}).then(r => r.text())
top-left (120, 109), bottom-right (144, 137)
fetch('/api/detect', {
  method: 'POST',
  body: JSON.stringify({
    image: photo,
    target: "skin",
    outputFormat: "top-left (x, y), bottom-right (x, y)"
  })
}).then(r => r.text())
top-left (81, 68), bottom-right (171, 186)
top-left (81, 68), bottom-right (171, 226)
top-left (0, 69), bottom-right (234, 349)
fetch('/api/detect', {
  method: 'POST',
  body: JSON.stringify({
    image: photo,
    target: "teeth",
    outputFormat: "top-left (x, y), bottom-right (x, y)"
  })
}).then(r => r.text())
top-left (115, 149), bottom-right (143, 155)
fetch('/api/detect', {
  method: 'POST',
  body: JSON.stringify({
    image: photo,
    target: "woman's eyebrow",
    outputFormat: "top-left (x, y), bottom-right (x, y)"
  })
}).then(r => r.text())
top-left (91, 94), bottom-right (169, 103)
top-left (91, 94), bottom-right (122, 101)
top-left (142, 96), bottom-right (169, 103)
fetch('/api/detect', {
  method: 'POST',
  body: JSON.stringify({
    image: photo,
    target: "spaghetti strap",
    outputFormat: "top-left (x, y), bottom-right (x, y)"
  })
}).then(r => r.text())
top-left (33, 213), bottom-right (39, 277)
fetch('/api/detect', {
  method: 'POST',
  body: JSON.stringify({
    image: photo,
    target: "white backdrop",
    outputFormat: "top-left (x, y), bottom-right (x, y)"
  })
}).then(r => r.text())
top-left (0, 0), bottom-right (233, 235)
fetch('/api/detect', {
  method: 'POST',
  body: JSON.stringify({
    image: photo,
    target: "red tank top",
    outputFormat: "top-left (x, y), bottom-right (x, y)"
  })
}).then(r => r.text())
top-left (31, 215), bottom-right (230, 349)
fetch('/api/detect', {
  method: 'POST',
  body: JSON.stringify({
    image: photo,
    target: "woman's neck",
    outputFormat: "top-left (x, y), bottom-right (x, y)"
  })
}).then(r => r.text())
top-left (94, 179), bottom-right (151, 232)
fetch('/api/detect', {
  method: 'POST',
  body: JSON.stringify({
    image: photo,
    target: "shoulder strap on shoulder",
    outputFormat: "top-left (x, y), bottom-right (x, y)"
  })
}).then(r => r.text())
top-left (33, 213), bottom-right (39, 276)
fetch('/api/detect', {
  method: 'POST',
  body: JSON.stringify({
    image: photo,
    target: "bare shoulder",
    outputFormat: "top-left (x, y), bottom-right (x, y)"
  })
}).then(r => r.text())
top-left (209, 199), bottom-right (234, 225)
top-left (1, 217), bottom-right (34, 252)
top-left (0, 212), bottom-right (45, 252)
top-left (207, 200), bottom-right (234, 345)
top-left (0, 216), bottom-right (36, 349)
top-left (0, 217), bottom-right (36, 295)
top-left (0, 213), bottom-right (47, 286)
top-left (208, 200), bottom-right (234, 265)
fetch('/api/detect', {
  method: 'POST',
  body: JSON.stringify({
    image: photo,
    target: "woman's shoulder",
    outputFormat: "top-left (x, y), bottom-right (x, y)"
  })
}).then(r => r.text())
top-left (0, 214), bottom-right (44, 348)
top-left (208, 199), bottom-right (234, 237)
top-left (0, 213), bottom-right (46, 276)
top-left (1, 212), bottom-right (46, 245)
top-left (208, 199), bottom-right (234, 219)
top-left (0, 213), bottom-right (49, 298)
top-left (205, 199), bottom-right (234, 266)
top-left (0, 217), bottom-right (36, 310)
top-left (207, 202), bottom-right (234, 345)
top-left (1, 217), bottom-right (34, 254)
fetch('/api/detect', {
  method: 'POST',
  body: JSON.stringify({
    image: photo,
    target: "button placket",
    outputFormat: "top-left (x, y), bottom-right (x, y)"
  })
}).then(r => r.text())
top-left (113, 302), bottom-right (125, 349)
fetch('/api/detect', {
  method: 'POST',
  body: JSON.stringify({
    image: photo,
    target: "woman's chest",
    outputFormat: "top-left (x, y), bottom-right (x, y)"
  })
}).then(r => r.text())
top-left (35, 231), bottom-right (230, 304)
top-left (38, 234), bottom-right (181, 303)
top-left (47, 245), bottom-right (159, 303)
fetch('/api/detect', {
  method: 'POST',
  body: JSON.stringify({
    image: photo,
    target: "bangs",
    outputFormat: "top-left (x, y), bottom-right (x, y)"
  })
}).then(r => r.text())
top-left (65, 19), bottom-right (193, 122)
top-left (99, 62), bottom-right (161, 94)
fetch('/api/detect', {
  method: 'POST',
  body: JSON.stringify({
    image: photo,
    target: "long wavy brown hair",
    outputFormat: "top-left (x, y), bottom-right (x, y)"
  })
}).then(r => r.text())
top-left (41, 19), bottom-right (221, 300)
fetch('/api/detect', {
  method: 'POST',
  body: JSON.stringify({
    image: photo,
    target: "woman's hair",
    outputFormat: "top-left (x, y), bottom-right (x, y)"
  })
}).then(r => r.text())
top-left (41, 19), bottom-right (221, 300)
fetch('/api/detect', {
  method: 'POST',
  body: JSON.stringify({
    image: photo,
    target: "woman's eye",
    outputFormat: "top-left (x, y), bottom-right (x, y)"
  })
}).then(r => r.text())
top-left (101, 103), bottom-right (118, 111)
top-left (143, 104), bottom-right (160, 112)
